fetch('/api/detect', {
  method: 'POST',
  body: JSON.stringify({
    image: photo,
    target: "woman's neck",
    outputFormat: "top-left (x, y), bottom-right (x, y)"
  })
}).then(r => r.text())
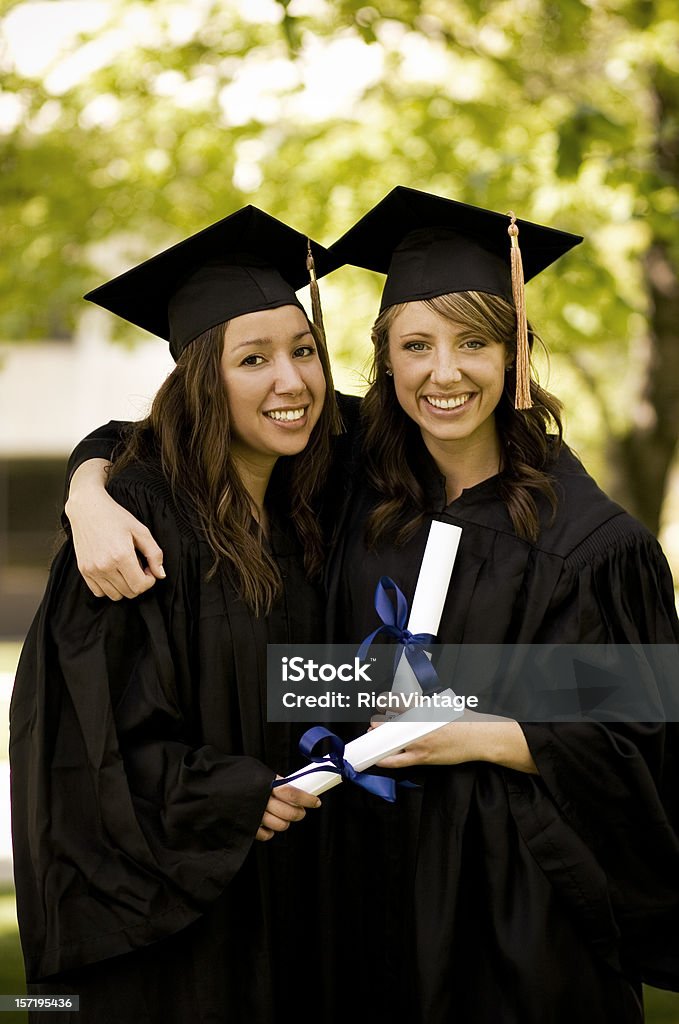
top-left (422, 425), bottom-right (502, 503)
top-left (232, 452), bottom-right (276, 533)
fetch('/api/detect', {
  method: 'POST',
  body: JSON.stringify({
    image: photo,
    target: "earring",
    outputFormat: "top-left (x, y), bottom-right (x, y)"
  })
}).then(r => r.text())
top-left (386, 368), bottom-right (393, 376)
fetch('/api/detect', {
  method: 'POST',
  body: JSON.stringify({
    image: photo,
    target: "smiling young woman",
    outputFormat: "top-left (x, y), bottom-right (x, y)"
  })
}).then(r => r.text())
top-left (323, 187), bottom-right (679, 1024)
top-left (220, 305), bottom-right (326, 468)
top-left (111, 303), bottom-right (332, 616)
top-left (387, 300), bottom-right (508, 451)
top-left (9, 206), bottom-right (344, 1024)
top-left (363, 288), bottom-right (564, 547)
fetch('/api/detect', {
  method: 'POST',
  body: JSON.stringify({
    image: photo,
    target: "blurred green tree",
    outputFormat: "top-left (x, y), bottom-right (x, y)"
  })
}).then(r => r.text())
top-left (0, 0), bottom-right (677, 532)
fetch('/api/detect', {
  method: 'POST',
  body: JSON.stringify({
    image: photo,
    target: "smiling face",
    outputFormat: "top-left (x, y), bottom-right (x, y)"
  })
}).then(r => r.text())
top-left (387, 299), bottom-right (509, 456)
top-left (220, 304), bottom-right (326, 472)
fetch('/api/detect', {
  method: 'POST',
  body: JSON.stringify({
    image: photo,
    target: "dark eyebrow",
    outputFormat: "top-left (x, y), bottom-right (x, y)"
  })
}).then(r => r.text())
top-left (232, 329), bottom-right (312, 353)
top-left (232, 337), bottom-right (272, 352)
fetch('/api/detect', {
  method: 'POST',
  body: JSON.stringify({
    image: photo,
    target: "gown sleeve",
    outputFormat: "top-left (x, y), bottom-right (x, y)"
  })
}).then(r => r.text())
top-left (64, 420), bottom-right (131, 497)
top-left (10, 471), bottom-right (276, 981)
top-left (517, 520), bottom-right (679, 990)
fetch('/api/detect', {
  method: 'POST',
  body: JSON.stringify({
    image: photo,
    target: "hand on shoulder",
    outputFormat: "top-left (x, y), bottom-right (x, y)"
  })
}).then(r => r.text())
top-left (65, 458), bottom-right (165, 600)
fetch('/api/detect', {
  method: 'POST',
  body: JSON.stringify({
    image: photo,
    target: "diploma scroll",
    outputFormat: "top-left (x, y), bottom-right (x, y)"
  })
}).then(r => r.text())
top-left (282, 519), bottom-right (464, 797)
top-left (391, 520), bottom-right (462, 699)
top-left (282, 717), bottom-right (453, 796)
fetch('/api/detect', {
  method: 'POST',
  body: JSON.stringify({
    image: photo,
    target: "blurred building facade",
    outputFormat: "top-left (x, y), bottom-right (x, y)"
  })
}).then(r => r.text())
top-left (0, 312), bottom-right (173, 639)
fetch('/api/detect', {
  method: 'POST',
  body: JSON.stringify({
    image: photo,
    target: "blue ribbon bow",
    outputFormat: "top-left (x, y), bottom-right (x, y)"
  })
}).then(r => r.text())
top-left (356, 576), bottom-right (441, 695)
top-left (273, 726), bottom-right (396, 802)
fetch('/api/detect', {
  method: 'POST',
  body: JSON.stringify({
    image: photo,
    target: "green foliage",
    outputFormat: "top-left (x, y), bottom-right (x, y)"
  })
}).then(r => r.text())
top-left (0, 0), bottom-right (677, 495)
top-left (0, 889), bottom-right (26, 1023)
top-left (0, 4), bottom-right (659, 289)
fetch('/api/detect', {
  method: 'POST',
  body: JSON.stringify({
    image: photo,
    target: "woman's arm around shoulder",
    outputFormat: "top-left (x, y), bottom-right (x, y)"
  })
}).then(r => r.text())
top-left (63, 422), bottom-right (166, 599)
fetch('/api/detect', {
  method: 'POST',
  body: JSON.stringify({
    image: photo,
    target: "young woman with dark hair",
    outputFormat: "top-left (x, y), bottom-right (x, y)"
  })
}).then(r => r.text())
top-left (10, 207), bottom-right (345, 1023)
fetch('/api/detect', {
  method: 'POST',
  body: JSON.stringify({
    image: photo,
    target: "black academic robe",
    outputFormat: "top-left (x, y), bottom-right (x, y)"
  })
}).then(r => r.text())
top-left (10, 458), bottom-right (330, 1024)
top-left (323, 435), bottom-right (679, 1024)
top-left (31, 405), bottom-right (679, 1024)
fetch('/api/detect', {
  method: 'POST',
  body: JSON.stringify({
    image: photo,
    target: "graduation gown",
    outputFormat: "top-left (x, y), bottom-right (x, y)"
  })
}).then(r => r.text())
top-left (324, 435), bottom-right (679, 1024)
top-left (27, 405), bottom-right (679, 1023)
top-left (10, 458), bottom-right (330, 1023)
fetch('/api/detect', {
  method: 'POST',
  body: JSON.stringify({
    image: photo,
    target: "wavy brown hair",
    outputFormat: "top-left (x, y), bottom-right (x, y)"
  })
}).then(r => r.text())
top-left (362, 291), bottom-right (563, 548)
top-left (110, 319), bottom-right (341, 616)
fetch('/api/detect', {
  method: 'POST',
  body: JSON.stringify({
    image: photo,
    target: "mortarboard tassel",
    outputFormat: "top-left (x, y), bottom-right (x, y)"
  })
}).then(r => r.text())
top-left (306, 239), bottom-right (327, 345)
top-left (507, 212), bottom-right (532, 410)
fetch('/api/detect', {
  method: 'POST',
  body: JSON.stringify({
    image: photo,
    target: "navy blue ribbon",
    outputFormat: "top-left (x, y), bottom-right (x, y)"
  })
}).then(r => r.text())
top-left (273, 726), bottom-right (396, 802)
top-left (356, 576), bottom-right (440, 695)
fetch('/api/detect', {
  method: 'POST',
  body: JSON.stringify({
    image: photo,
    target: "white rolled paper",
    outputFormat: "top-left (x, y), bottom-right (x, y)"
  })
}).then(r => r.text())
top-left (407, 519), bottom-right (463, 636)
top-left (392, 519), bottom-right (462, 697)
top-left (281, 717), bottom-right (455, 796)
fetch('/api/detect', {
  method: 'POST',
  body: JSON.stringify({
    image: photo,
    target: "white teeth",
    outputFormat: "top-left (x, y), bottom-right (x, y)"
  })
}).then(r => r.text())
top-left (265, 408), bottom-right (306, 422)
top-left (426, 394), bottom-right (471, 410)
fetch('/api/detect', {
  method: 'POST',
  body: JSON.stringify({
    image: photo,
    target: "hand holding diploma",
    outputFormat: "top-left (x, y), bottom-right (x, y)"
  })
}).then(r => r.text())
top-left (276, 719), bottom-right (460, 798)
top-left (373, 713), bottom-right (538, 775)
top-left (256, 778), bottom-right (322, 842)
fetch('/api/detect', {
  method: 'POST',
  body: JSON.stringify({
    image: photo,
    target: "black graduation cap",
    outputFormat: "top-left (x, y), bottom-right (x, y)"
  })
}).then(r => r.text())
top-left (84, 205), bottom-right (337, 360)
top-left (329, 185), bottom-right (583, 308)
top-left (328, 186), bottom-right (583, 408)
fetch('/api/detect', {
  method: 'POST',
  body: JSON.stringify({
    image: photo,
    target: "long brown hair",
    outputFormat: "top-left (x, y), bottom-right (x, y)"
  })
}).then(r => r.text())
top-left (362, 291), bottom-right (563, 548)
top-left (111, 319), bottom-right (341, 615)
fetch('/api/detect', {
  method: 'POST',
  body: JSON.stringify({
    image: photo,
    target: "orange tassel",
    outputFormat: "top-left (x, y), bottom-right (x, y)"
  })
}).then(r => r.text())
top-left (306, 239), bottom-right (326, 345)
top-left (507, 212), bottom-right (532, 410)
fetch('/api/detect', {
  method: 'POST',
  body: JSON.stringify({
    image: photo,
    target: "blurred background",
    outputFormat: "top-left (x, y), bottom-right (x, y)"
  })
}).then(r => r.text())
top-left (1, 0), bottom-right (678, 1019)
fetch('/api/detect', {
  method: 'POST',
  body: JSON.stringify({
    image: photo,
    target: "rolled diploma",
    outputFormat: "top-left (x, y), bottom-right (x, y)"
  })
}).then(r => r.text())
top-left (284, 520), bottom-right (464, 797)
top-left (391, 519), bottom-right (462, 697)
top-left (284, 716), bottom-right (456, 796)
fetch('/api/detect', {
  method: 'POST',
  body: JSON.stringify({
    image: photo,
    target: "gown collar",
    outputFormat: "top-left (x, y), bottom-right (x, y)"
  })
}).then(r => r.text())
top-left (413, 431), bottom-right (502, 515)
